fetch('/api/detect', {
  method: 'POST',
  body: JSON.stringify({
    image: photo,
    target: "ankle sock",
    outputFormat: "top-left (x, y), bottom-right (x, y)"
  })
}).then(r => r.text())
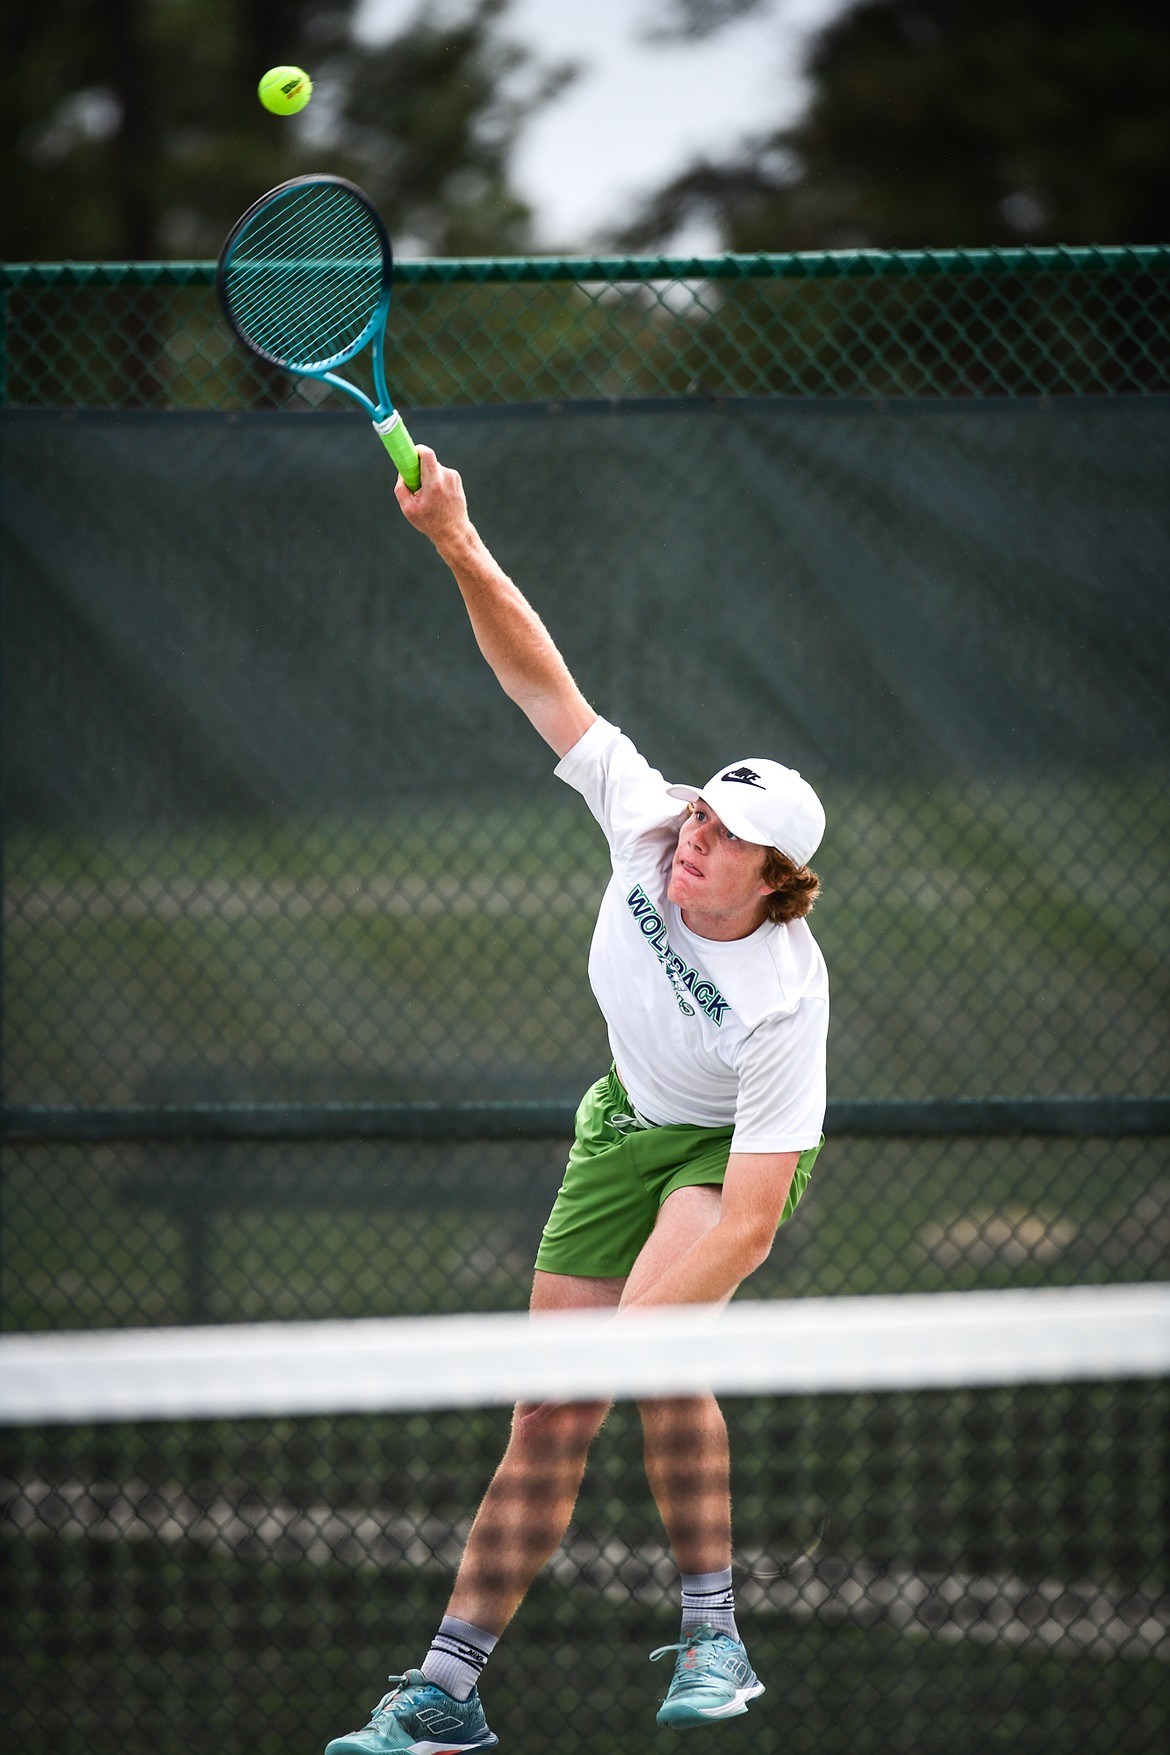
top-left (420, 1616), bottom-right (499, 1701)
top-left (680, 1566), bottom-right (738, 1640)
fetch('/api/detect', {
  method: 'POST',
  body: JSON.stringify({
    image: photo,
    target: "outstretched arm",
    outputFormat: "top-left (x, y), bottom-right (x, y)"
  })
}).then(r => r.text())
top-left (619, 1151), bottom-right (800, 1309)
top-left (396, 446), bottom-right (596, 758)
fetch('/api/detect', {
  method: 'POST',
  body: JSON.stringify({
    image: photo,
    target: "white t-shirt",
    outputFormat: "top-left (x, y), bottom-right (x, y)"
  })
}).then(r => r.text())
top-left (555, 717), bottom-right (829, 1154)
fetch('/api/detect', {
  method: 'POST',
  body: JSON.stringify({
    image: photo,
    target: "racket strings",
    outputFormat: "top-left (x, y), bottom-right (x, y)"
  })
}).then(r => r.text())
top-left (225, 183), bottom-right (385, 370)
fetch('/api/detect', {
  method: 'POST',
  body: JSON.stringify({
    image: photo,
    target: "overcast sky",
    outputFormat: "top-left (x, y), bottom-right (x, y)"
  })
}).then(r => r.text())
top-left (354, 0), bottom-right (852, 252)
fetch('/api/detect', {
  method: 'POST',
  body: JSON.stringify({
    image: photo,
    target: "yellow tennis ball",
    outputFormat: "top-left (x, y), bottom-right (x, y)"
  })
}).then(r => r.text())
top-left (258, 66), bottom-right (313, 116)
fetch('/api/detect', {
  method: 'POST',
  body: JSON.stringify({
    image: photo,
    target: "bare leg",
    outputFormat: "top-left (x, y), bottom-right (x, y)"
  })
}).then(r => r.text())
top-left (444, 1269), bottom-right (624, 1635)
top-left (625, 1187), bottom-right (735, 1575)
top-left (639, 1393), bottom-right (732, 1573)
top-left (444, 1186), bottom-right (734, 1630)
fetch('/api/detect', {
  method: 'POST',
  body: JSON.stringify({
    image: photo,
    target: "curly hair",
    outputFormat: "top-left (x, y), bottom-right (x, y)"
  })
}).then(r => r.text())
top-left (760, 846), bottom-right (820, 925)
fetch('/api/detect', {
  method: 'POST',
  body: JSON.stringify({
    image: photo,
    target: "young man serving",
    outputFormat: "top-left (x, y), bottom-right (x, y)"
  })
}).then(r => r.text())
top-left (326, 448), bottom-right (828, 1753)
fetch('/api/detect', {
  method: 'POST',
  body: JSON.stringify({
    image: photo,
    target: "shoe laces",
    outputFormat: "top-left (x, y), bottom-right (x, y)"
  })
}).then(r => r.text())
top-left (650, 1624), bottom-right (725, 1669)
top-left (371, 1671), bottom-right (428, 1717)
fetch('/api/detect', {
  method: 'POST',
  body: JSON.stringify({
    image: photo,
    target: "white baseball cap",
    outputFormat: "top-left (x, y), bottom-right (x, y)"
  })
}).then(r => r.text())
top-left (667, 760), bottom-right (826, 866)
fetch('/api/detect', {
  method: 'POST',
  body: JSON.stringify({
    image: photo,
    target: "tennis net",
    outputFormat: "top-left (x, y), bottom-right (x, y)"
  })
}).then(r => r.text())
top-left (2, 1287), bottom-right (1168, 1755)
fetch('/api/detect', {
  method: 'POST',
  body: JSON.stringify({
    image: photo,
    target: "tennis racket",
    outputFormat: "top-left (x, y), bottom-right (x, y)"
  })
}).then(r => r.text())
top-left (217, 173), bottom-right (421, 490)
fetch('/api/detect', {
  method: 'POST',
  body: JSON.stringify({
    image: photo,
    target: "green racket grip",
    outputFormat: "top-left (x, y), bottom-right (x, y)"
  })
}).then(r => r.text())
top-left (373, 412), bottom-right (421, 492)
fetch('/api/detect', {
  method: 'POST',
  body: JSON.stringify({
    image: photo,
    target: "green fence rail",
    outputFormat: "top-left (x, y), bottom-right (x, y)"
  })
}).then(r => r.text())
top-left (5, 1096), bottom-right (1170, 1144)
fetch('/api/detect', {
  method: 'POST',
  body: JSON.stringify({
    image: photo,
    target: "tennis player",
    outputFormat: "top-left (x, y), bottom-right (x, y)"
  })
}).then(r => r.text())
top-left (326, 447), bottom-right (828, 1754)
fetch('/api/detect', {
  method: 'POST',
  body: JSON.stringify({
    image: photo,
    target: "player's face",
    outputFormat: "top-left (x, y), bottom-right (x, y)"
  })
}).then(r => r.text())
top-left (667, 800), bottom-right (774, 939)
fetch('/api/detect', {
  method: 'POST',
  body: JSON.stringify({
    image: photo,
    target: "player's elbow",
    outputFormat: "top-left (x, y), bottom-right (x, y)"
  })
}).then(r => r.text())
top-left (723, 1215), bottom-right (777, 1277)
top-left (745, 1230), bottom-right (777, 1276)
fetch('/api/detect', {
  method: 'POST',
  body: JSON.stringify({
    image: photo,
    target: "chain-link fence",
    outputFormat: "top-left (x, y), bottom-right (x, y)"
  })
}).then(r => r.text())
top-left (4, 246), bottom-right (1170, 410)
top-left (1, 246), bottom-right (1168, 1754)
top-left (4, 1372), bottom-right (1167, 1755)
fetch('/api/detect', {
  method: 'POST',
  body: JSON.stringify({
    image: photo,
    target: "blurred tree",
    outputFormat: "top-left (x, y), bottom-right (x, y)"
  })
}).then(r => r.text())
top-left (1, 0), bottom-right (573, 260)
top-left (330, 0), bottom-right (575, 255)
top-left (1, 0), bottom-right (339, 258)
top-left (624, 0), bottom-right (1170, 249)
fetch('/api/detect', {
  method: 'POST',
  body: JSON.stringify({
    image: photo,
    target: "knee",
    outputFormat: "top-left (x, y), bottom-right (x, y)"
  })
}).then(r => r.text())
top-left (509, 1397), bottom-right (610, 1460)
top-left (638, 1393), bottom-right (727, 1442)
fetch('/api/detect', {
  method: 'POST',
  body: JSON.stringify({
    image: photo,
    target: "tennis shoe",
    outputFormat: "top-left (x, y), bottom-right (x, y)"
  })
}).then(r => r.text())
top-left (651, 1623), bottom-right (764, 1728)
top-left (324, 1670), bottom-right (498, 1755)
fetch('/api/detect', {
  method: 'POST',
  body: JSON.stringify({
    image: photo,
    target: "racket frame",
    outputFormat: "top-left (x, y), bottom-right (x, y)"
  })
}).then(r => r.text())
top-left (217, 174), bottom-right (420, 487)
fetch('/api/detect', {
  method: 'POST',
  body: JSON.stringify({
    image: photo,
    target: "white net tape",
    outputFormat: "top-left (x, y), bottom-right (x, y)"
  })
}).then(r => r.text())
top-left (3, 1283), bottom-right (1167, 1425)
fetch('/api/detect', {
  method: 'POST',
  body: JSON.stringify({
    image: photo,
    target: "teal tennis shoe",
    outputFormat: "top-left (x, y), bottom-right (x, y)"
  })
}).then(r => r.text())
top-left (324, 1670), bottom-right (498, 1755)
top-left (651, 1623), bottom-right (765, 1727)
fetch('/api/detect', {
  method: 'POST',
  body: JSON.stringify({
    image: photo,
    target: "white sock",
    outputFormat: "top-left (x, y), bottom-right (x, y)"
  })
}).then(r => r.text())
top-left (420, 1616), bottom-right (498, 1701)
top-left (680, 1566), bottom-right (738, 1639)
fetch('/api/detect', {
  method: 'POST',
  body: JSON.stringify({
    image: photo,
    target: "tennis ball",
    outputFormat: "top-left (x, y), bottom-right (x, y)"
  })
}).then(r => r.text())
top-left (258, 66), bottom-right (313, 116)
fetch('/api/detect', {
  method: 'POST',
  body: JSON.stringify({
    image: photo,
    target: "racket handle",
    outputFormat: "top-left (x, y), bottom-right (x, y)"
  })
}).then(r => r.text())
top-left (373, 412), bottom-right (421, 492)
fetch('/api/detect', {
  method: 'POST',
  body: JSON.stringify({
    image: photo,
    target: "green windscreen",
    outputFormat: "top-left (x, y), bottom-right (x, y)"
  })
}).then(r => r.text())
top-left (3, 396), bottom-right (1167, 1114)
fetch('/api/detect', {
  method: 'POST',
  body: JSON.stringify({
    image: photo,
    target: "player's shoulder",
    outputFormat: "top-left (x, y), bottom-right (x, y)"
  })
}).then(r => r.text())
top-left (558, 717), bottom-right (684, 848)
top-left (748, 916), bottom-right (829, 1016)
top-left (557, 716), bottom-right (648, 791)
top-left (556, 713), bottom-right (621, 766)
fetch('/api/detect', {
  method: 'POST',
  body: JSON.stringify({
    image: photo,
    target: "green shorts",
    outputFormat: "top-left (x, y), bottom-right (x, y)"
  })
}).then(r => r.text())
top-left (534, 1065), bottom-right (822, 1279)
